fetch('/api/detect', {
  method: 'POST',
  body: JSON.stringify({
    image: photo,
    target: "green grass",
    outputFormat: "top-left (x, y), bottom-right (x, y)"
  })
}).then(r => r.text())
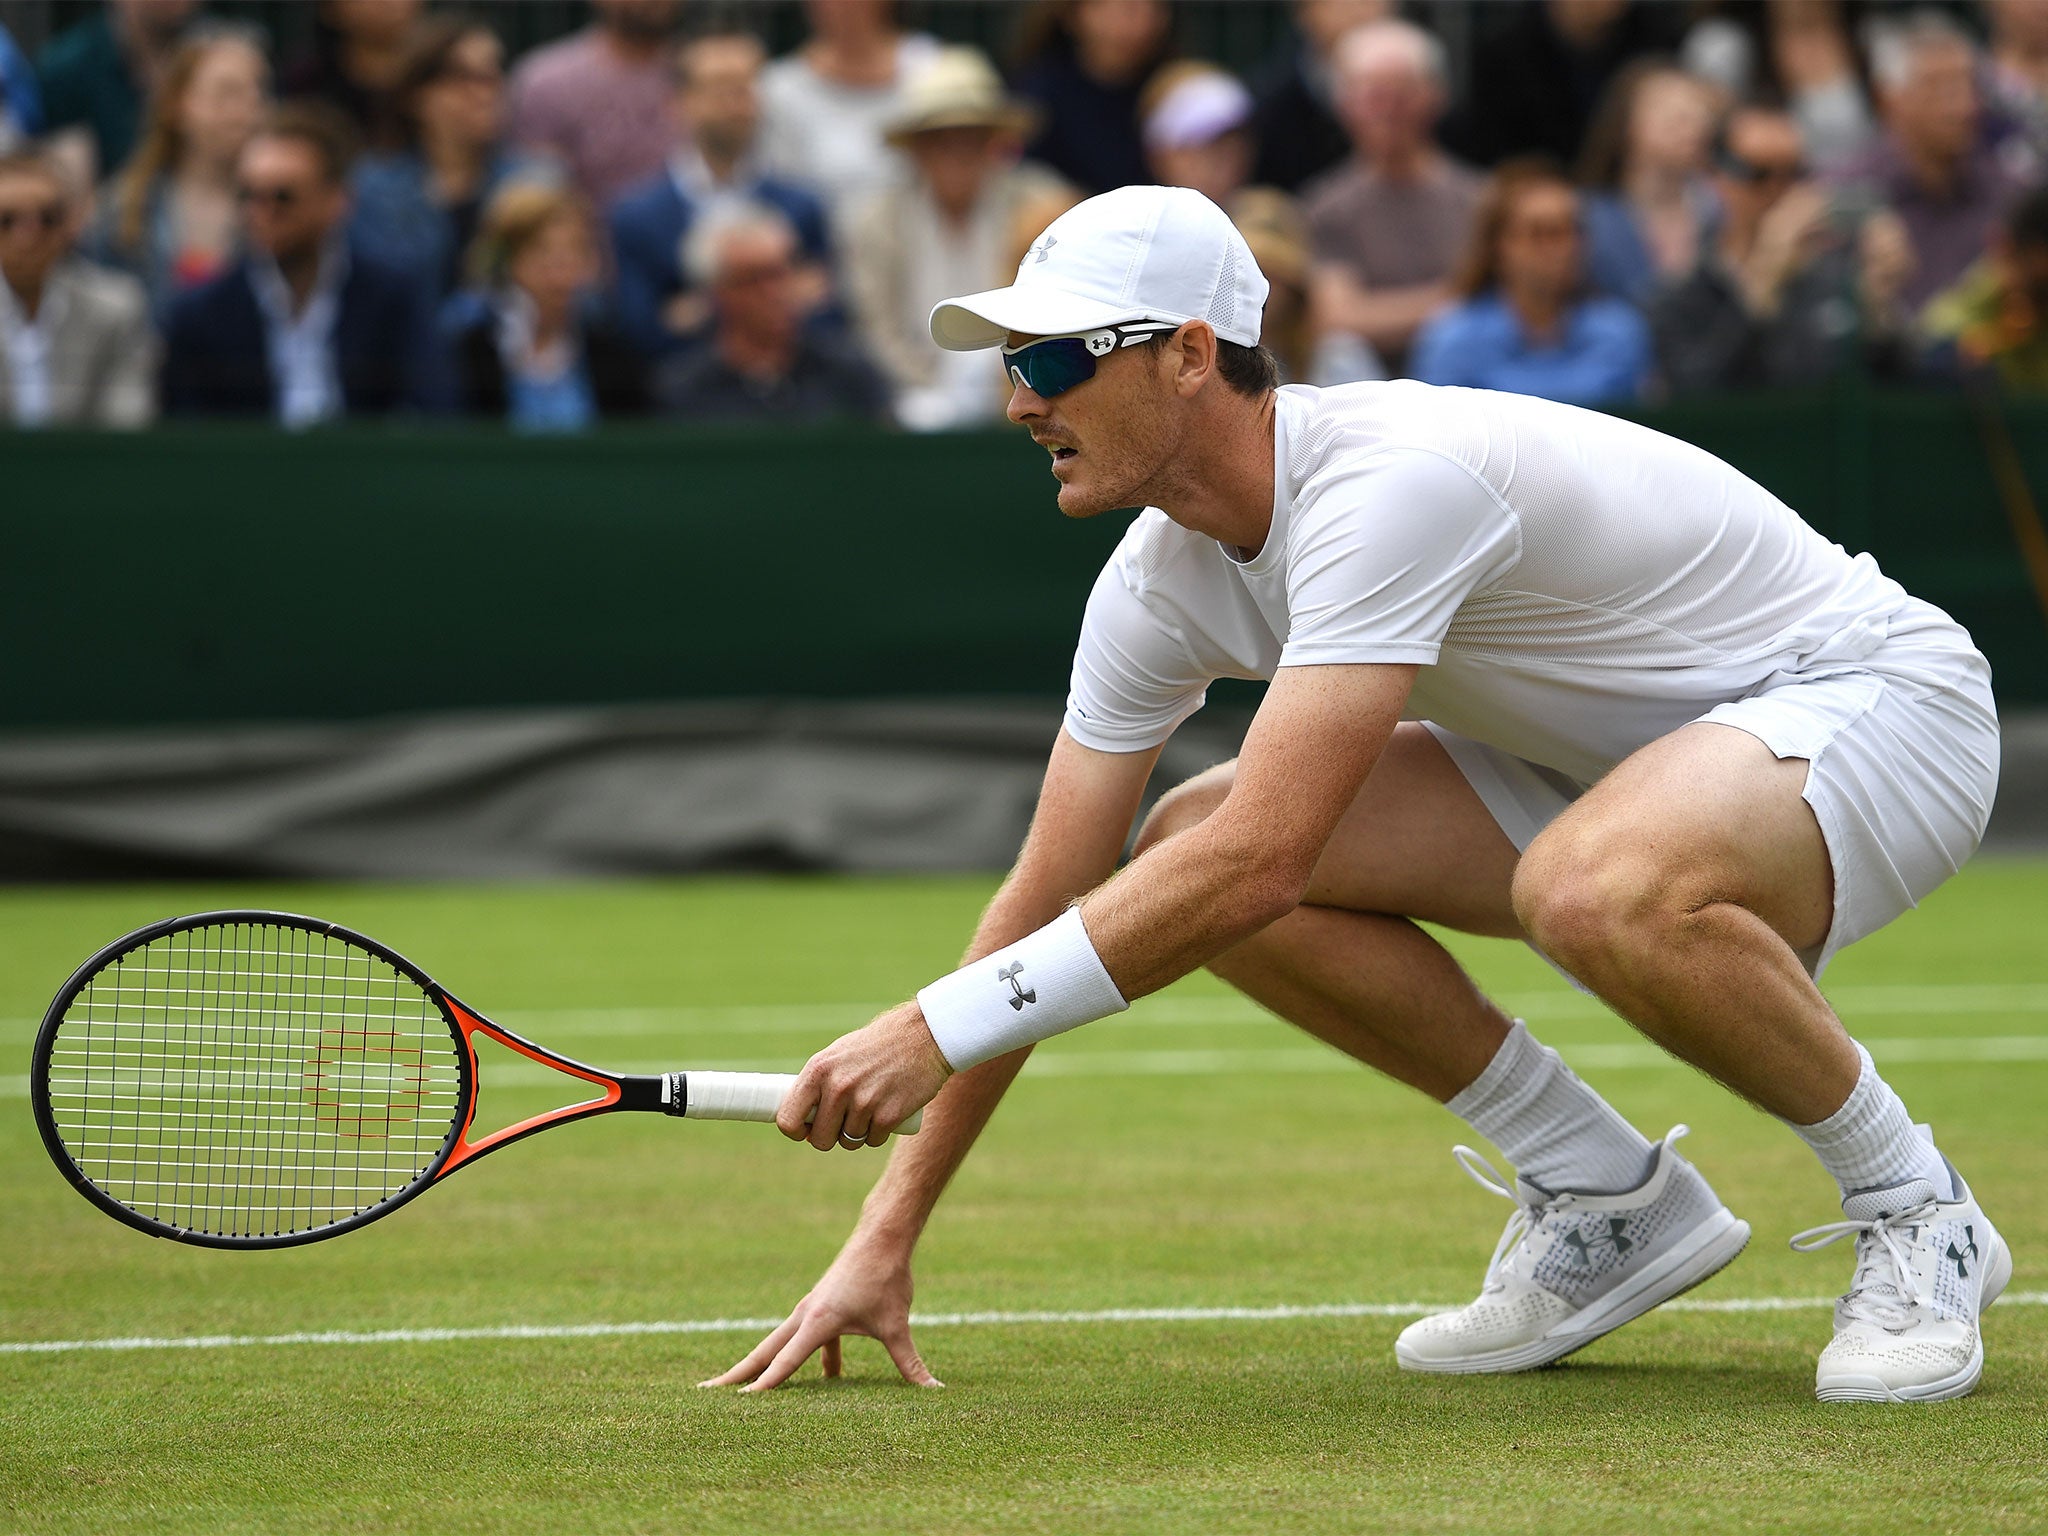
top-left (2, 867), bottom-right (2045, 1534)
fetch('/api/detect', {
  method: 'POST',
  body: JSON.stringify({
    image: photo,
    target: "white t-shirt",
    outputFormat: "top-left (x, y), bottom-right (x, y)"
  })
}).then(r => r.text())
top-left (1065, 381), bottom-right (1967, 786)
top-left (758, 35), bottom-right (943, 231)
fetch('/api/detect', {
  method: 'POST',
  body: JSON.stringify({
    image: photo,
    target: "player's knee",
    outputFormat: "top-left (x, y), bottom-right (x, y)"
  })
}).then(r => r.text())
top-left (1512, 829), bottom-right (1672, 966)
top-left (1132, 760), bottom-right (1236, 859)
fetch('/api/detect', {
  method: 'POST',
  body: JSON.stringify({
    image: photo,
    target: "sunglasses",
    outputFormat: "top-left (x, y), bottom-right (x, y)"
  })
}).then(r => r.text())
top-left (1001, 320), bottom-right (1180, 398)
top-left (237, 184), bottom-right (303, 210)
top-left (1721, 154), bottom-right (1807, 185)
top-left (0, 204), bottom-right (63, 235)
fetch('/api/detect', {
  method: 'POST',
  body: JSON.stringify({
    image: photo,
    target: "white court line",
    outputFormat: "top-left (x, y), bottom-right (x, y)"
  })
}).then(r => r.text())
top-left (5, 1034), bottom-right (2046, 1101)
top-left (6, 980), bottom-right (2047, 1047)
top-left (7, 1292), bottom-right (2047, 1357)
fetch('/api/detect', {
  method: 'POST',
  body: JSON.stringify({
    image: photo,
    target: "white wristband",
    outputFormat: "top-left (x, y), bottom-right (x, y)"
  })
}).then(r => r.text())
top-left (917, 906), bottom-right (1128, 1071)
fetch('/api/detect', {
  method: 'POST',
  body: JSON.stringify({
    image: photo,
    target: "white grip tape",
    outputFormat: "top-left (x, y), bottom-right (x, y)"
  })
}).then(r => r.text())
top-left (682, 1071), bottom-right (923, 1135)
top-left (917, 906), bottom-right (1128, 1072)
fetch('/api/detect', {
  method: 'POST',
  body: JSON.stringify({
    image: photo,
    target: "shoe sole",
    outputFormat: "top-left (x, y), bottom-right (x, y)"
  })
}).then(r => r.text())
top-left (1815, 1226), bottom-right (2013, 1404)
top-left (1395, 1206), bottom-right (1752, 1375)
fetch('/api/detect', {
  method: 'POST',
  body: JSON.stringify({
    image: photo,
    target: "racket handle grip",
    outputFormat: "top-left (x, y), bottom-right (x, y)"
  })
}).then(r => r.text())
top-left (672, 1072), bottom-right (923, 1135)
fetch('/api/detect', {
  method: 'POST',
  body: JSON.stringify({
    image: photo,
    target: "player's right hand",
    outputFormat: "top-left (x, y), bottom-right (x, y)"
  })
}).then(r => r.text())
top-left (698, 1229), bottom-right (943, 1392)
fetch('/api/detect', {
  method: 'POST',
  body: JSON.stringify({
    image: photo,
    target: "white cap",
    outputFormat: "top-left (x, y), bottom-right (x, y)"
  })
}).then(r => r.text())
top-left (929, 184), bottom-right (1268, 352)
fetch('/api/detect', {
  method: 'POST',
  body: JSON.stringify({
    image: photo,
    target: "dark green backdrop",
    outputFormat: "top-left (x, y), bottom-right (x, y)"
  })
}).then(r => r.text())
top-left (6, 384), bottom-right (2046, 731)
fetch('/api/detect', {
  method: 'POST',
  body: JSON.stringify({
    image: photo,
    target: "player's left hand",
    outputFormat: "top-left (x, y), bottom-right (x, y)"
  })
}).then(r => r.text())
top-left (780, 1001), bottom-right (952, 1152)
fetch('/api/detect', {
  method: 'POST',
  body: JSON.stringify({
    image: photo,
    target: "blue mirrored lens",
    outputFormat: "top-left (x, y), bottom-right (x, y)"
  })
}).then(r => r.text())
top-left (1003, 336), bottom-right (1098, 398)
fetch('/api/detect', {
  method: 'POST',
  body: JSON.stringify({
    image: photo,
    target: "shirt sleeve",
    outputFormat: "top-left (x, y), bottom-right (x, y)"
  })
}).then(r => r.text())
top-left (1278, 446), bottom-right (1519, 668)
top-left (1063, 553), bottom-right (1211, 753)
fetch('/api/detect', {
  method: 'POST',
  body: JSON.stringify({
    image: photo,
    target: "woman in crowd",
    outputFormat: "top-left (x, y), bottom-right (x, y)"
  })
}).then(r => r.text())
top-left (1410, 156), bottom-right (1651, 406)
top-left (443, 182), bottom-right (646, 431)
top-left (352, 17), bottom-right (554, 306)
top-left (1139, 60), bottom-right (1255, 208)
top-left (758, 0), bottom-right (940, 230)
top-left (1575, 59), bottom-right (1721, 305)
top-left (1011, 0), bottom-right (1175, 194)
top-left (92, 25), bottom-right (268, 322)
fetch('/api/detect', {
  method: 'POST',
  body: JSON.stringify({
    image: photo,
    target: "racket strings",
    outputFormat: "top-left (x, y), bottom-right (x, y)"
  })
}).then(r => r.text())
top-left (42, 923), bottom-right (463, 1239)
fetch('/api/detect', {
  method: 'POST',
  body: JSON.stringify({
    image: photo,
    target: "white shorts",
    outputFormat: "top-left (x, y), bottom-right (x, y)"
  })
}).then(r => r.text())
top-left (1424, 628), bottom-right (2000, 979)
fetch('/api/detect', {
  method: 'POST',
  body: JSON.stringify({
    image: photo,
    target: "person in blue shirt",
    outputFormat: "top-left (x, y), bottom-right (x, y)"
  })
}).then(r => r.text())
top-left (0, 21), bottom-right (45, 150)
top-left (443, 181), bottom-right (646, 432)
top-left (1410, 156), bottom-right (1651, 407)
top-left (608, 29), bottom-right (831, 359)
top-left (349, 16), bottom-right (556, 308)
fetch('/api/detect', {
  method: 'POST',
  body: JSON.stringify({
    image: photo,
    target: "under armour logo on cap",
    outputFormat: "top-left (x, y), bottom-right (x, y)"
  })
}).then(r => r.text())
top-left (1031, 234), bottom-right (1057, 263)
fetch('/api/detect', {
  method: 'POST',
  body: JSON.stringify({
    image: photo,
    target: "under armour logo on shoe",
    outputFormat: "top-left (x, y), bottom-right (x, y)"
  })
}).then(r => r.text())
top-left (1949, 1225), bottom-right (1979, 1278)
top-left (997, 962), bottom-right (1036, 1011)
top-left (1030, 234), bottom-right (1057, 264)
top-left (1562, 1218), bottom-right (1633, 1266)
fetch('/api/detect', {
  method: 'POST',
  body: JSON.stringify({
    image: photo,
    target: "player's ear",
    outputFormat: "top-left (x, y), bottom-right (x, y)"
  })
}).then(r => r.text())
top-left (1171, 321), bottom-right (1216, 400)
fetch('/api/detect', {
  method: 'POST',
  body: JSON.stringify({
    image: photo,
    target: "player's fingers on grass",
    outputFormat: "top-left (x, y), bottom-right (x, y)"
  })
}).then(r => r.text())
top-left (699, 1309), bottom-right (805, 1387)
top-left (823, 1335), bottom-right (843, 1378)
top-left (878, 1319), bottom-right (943, 1388)
top-left (740, 1313), bottom-right (837, 1392)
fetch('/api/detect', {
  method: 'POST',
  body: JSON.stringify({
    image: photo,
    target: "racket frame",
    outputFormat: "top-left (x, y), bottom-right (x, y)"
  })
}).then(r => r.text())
top-left (31, 910), bottom-right (669, 1250)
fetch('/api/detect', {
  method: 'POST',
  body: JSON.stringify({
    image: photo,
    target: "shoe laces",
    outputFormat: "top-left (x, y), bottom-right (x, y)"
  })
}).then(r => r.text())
top-left (1789, 1198), bottom-right (1939, 1330)
top-left (1452, 1144), bottom-right (1566, 1293)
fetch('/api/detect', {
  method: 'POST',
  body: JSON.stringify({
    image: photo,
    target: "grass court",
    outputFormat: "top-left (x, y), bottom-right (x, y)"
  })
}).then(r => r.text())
top-left (3, 867), bottom-right (2044, 1534)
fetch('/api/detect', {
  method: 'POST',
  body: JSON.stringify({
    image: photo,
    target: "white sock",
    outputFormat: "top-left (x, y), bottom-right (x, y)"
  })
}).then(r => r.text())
top-left (1788, 1041), bottom-right (1954, 1200)
top-left (1446, 1019), bottom-right (1657, 1195)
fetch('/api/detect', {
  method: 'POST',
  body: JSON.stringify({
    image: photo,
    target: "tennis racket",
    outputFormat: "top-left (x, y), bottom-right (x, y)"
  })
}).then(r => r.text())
top-left (31, 910), bottom-right (918, 1250)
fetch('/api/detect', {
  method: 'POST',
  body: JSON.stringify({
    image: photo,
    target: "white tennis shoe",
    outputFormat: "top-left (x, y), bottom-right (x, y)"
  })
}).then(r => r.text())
top-left (1791, 1164), bottom-right (2011, 1403)
top-left (1395, 1125), bottom-right (1751, 1374)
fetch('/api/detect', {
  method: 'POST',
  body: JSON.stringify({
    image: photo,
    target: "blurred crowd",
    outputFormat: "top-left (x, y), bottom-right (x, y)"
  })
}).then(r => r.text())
top-left (5, 0), bottom-right (2048, 433)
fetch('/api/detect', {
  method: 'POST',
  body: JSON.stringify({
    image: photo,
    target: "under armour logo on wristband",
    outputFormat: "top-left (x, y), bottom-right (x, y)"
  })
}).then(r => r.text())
top-left (997, 962), bottom-right (1036, 1010)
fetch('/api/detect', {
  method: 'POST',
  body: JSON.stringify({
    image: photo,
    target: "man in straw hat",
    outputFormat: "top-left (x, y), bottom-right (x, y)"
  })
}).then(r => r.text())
top-left (707, 185), bottom-right (2009, 1405)
top-left (843, 45), bottom-right (1069, 429)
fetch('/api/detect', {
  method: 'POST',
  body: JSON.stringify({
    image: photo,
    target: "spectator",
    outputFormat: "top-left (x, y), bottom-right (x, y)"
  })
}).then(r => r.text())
top-left (1247, 0), bottom-right (1392, 193)
top-left (1835, 10), bottom-right (2035, 316)
top-left (36, 0), bottom-right (202, 179)
top-left (1984, 0), bottom-right (2048, 176)
top-left (280, 0), bottom-right (424, 154)
top-left (843, 46), bottom-right (1065, 431)
top-left (758, 0), bottom-right (941, 229)
top-left (1445, 0), bottom-right (1686, 170)
top-left (1576, 60), bottom-right (1721, 304)
top-left (1681, 0), bottom-right (1876, 174)
top-left (658, 201), bottom-right (890, 425)
top-left (1924, 185), bottom-right (2048, 391)
top-left (92, 26), bottom-right (269, 324)
top-left (0, 149), bottom-right (156, 428)
top-left (1141, 62), bottom-right (1255, 207)
top-left (351, 18), bottom-right (555, 308)
top-left (0, 21), bottom-right (44, 154)
top-left (1230, 184), bottom-right (1319, 383)
top-left (443, 183), bottom-right (646, 431)
top-left (1305, 19), bottom-right (1482, 377)
top-left (1652, 104), bottom-right (1912, 393)
top-left (163, 104), bottom-right (440, 423)
top-left (1411, 157), bottom-right (1651, 405)
top-left (610, 30), bottom-right (832, 359)
top-left (508, 0), bottom-right (681, 211)
top-left (1011, 0), bottom-right (1174, 195)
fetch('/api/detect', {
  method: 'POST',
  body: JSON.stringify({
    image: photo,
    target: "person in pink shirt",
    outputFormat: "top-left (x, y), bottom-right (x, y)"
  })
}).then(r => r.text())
top-left (506, 0), bottom-right (681, 210)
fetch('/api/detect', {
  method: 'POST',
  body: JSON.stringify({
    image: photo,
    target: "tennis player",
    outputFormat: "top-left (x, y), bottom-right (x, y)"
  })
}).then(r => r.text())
top-left (706, 186), bottom-right (2007, 1403)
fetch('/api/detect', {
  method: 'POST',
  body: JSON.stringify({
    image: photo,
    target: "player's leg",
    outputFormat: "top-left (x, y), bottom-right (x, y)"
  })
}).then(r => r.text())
top-left (1136, 724), bottom-right (1748, 1372)
top-left (1134, 723), bottom-right (1522, 1101)
top-left (1511, 702), bottom-right (2007, 1401)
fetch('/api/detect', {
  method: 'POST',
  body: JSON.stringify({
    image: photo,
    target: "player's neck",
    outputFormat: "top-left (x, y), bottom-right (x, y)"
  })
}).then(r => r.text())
top-left (1151, 389), bottom-right (1278, 555)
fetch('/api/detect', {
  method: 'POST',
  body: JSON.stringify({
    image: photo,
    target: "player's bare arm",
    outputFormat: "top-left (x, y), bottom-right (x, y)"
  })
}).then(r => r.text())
top-left (702, 731), bottom-right (1160, 1390)
top-left (782, 662), bottom-right (1415, 1151)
